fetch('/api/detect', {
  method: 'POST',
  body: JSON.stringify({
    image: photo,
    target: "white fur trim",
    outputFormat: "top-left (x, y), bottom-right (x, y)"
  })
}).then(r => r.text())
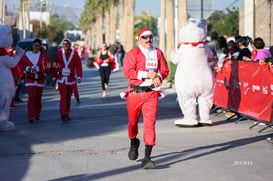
top-left (94, 62), bottom-right (100, 70)
top-left (138, 30), bottom-right (153, 40)
top-left (120, 92), bottom-right (127, 100)
top-left (137, 70), bottom-right (144, 80)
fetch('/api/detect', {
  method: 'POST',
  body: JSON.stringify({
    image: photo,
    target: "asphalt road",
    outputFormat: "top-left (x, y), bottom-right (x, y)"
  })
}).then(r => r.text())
top-left (1, 61), bottom-right (273, 181)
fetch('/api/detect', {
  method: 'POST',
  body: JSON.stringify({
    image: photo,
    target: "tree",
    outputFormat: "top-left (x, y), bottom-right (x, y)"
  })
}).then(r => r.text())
top-left (207, 8), bottom-right (239, 37)
top-left (30, 20), bottom-right (48, 38)
top-left (47, 14), bottom-right (75, 44)
top-left (134, 10), bottom-right (158, 45)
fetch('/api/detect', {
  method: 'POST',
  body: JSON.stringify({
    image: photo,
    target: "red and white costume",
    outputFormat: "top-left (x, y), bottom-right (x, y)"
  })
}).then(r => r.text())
top-left (123, 45), bottom-right (169, 146)
top-left (19, 51), bottom-right (51, 120)
top-left (52, 48), bottom-right (82, 119)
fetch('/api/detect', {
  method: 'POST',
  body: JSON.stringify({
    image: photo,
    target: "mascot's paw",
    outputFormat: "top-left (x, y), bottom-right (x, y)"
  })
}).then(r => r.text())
top-left (0, 120), bottom-right (15, 131)
top-left (174, 119), bottom-right (198, 127)
top-left (199, 120), bottom-right (212, 126)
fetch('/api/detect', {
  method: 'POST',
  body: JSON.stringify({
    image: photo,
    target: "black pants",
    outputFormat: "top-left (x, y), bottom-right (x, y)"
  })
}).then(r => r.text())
top-left (99, 66), bottom-right (111, 90)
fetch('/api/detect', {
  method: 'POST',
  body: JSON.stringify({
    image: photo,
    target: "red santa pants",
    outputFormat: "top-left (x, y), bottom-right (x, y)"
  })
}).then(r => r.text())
top-left (26, 86), bottom-right (43, 119)
top-left (126, 91), bottom-right (158, 146)
top-left (58, 83), bottom-right (74, 118)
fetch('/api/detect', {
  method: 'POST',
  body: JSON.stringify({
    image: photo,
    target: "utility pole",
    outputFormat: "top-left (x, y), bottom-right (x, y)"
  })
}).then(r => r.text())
top-left (201, 0), bottom-right (203, 19)
top-left (0, 0), bottom-right (5, 24)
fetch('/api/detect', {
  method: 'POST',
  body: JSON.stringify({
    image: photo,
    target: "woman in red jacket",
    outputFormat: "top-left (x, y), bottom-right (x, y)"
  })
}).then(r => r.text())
top-left (19, 39), bottom-right (51, 123)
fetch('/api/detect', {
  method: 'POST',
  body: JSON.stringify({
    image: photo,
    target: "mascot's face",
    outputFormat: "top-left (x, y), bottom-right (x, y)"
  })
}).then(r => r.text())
top-left (179, 19), bottom-right (207, 43)
top-left (0, 25), bottom-right (13, 49)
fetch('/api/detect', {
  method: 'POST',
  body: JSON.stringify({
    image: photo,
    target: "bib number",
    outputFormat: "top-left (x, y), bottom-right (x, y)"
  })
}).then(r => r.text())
top-left (62, 68), bottom-right (70, 76)
top-left (145, 58), bottom-right (157, 71)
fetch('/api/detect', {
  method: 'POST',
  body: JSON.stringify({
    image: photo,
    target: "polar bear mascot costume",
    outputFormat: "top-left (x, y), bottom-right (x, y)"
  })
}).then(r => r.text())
top-left (0, 25), bottom-right (24, 131)
top-left (171, 19), bottom-right (214, 127)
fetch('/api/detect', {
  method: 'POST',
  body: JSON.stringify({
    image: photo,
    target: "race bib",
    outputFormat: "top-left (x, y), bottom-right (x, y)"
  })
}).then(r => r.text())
top-left (145, 58), bottom-right (158, 71)
top-left (101, 63), bottom-right (109, 67)
top-left (62, 68), bottom-right (70, 76)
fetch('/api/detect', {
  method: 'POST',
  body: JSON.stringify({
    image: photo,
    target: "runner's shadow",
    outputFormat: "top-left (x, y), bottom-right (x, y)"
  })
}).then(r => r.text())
top-left (153, 133), bottom-right (272, 169)
top-left (48, 134), bottom-right (272, 180)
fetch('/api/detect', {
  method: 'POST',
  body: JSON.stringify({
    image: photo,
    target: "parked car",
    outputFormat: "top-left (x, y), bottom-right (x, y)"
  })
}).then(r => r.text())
top-left (16, 38), bottom-right (50, 50)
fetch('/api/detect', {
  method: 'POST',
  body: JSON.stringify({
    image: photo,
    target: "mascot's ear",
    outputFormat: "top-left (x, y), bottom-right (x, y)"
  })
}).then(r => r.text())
top-left (201, 19), bottom-right (207, 27)
top-left (200, 19), bottom-right (208, 35)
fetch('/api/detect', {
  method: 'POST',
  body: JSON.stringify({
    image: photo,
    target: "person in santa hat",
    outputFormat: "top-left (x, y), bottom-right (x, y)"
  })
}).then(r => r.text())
top-left (123, 28), bottom-right (169, 169)
top-left (51, 38), bottom-right (82, 121)
top-left (19, 39), bottom-right (51, 123)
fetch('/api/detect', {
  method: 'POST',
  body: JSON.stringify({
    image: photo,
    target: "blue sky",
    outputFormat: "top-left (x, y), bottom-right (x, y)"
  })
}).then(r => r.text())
top-left (5, 0), bottom-right (245, 16)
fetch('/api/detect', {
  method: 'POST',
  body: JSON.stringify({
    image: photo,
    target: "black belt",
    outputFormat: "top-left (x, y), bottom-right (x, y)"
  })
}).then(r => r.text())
top-left (27, 75), bottom-right (44, 81)
top-left (130, 84), bottom-right (155, 93)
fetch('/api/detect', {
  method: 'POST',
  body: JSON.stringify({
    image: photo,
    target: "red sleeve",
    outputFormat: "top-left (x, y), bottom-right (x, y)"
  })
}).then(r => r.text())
top-left (18, 54), bottom-right (28, 72)
top-left (123, 48), bottom-right (139, 80)
top-left (156, 48), bottom-right (169, 80)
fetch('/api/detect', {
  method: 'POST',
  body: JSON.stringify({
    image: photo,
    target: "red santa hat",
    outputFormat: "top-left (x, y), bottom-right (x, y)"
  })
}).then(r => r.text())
top-left (62, 37), bottom-right (72, 45)
top-left (138, 28), bottom-right (153, 41)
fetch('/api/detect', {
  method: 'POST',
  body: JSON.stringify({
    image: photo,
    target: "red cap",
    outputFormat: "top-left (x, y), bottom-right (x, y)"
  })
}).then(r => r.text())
top-left (137, 28), bottom-right (153, 41)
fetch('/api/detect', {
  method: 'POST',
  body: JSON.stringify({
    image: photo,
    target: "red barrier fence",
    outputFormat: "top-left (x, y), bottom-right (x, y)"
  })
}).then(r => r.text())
top-left (213, 60), bottom-right (273, 123)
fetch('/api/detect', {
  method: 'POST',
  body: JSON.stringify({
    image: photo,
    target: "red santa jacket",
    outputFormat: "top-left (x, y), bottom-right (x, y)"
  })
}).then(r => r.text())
top-left (123, 46), bottom-right (169, 87)
top-left (19, 51), bottom-right (51, 87)
top-left (52, 49), bottom-right (82, 85)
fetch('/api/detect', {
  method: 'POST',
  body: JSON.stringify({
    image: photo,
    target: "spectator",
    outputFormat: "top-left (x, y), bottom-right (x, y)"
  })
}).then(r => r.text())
top-left (236, 36), bottom-right (252, 61)
top-left (45, 42), bottom-right (59, 88)
top-left (116, 42), bottom-right (125, 66)
top-left (252, 37), bottom-right (272, 64)
top-left (206, 31), bottom-right (218, 59)
top-left (214, 36), bottom-right (227, 72)
top-left (224, 40), bottom-right (240, 60)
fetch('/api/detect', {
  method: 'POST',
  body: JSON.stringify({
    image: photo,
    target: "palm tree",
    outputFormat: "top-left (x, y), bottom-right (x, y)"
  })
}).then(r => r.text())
top-left (160, 0), bottom-right (166, 53)
top-left (118, 0), bottom-right (125, 45)
top-left (110, 0), bottom-right (118, 44)
top-left (178, 0), bottom-right (187, 44)
top-left (123, 0), bottom-right (135, 52)
top-left (166, 0), bottom-right (175, 61)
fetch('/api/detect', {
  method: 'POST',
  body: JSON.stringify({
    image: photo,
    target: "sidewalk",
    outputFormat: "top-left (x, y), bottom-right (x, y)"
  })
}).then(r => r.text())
top-left (1, 64), bottom-right (273, 181)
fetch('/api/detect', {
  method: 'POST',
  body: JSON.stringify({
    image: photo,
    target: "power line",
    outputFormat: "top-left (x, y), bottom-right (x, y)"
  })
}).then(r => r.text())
top-left (225, 0), bottom-right (239, 10)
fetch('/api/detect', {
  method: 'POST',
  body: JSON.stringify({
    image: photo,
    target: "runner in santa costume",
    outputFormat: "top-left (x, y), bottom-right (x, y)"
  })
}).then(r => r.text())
top-left (19, 39), bottom-right (51, 123)
top-left (52, 38), bottom-right (82, 121)
top-left (0, 25), bottom-right (24, 131)
top-left (123, 28), bottom-right (169, 169)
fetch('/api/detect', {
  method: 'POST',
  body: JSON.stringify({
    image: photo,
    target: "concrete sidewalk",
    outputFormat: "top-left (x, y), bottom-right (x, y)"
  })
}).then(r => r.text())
top-left (1, 63), bottom-right (273, 181)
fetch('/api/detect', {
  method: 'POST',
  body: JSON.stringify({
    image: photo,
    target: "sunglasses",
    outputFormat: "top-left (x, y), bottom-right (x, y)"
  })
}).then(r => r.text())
top-left (141, 35), bottom-right (153, 40)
